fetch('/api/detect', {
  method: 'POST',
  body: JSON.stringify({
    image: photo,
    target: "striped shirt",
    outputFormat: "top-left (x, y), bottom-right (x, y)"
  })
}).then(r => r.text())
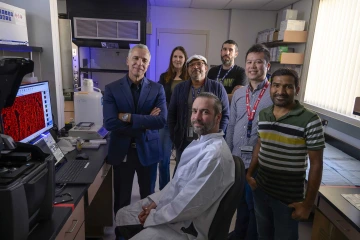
top-left (226, 79), bottom-right (273, 168)
top-left (256, 101), bottom-right (325, 204)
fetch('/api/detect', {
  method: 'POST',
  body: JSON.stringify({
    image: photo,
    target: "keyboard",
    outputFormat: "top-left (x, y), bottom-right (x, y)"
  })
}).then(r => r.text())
top-left (56, 160), bottom-right (88, 183)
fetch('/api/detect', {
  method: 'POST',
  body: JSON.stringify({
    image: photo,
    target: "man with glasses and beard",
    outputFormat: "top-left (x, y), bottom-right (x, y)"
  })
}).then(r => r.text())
top-left (207, 40), bottom-right (247, 103)
top-left (247, 68), bottom-right (325, 240)
top-left (115, 93), bottom-right (235, 240)
top-left (168, 55), bottom-right (229, 170)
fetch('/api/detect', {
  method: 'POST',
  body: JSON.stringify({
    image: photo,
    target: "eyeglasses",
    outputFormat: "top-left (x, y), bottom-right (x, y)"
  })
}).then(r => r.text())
top-left (188, 61), bottom-right (205, 68)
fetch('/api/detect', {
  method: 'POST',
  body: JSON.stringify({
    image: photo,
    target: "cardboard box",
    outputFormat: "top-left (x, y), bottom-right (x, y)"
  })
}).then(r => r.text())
top-left (311, 209), bottom-right (348, 240)
top-left (278, 30), bottom-right (307, 42)
top-left (280, 53), bottom-right (304, 64)
top-left (282, 9), bottom-right (298, 21)
top-left (280, 20), bottom-right (306, 31)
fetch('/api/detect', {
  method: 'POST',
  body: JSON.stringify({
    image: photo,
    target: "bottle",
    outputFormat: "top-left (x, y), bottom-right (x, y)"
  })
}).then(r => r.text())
top-left (69, 118), bottom-right (75, 127)
top-left (76, 137), bottom-right (82, 152)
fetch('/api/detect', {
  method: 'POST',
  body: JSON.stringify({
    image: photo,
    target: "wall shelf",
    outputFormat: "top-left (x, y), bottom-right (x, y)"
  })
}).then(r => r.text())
top-left (262, 31), bottom-right (308, 47)
top-left (0, 44), bottom-right (43, 53)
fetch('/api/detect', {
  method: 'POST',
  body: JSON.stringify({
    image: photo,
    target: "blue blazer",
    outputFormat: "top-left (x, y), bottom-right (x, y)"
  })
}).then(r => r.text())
top-left (103, 76), bottom-right (167, 166)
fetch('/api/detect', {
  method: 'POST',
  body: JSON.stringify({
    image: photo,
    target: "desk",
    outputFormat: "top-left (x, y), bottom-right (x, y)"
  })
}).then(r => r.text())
top-left (28, 144), bottom-right (113, 240)
top-left (312, 186), bottom-right (360, 240)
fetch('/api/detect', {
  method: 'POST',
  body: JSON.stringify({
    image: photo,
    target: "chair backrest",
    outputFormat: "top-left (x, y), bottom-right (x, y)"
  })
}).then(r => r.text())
top-left (208, 155), bottom-right (245, 240)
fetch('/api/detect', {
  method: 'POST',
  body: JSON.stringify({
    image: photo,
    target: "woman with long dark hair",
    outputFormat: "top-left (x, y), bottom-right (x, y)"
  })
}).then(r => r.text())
top-left (153, 46), bottom-right (188, 190)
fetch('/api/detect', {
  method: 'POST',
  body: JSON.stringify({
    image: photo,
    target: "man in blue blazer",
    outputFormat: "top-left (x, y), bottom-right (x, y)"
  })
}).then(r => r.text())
top-left (103, 44), bottom-right (167, 215)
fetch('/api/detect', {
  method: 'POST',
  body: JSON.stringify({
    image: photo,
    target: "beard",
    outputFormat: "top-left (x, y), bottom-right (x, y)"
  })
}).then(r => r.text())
top-left (221, 55), bottom-right (232, 66)
top-left (191, 119), bottom-right (216, 136)
top-left (271, 94), bottom-right (293, 107)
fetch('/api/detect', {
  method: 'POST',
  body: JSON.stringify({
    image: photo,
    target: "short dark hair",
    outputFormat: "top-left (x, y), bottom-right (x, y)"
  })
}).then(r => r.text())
top-left (245, 44), bottom-right (270, 63)
top-left (195, 92), bottom-right (222, 115)
top-left (271, 68), bottom-right (299, 88)
top-left (222, 40), bottom-right (238, 51)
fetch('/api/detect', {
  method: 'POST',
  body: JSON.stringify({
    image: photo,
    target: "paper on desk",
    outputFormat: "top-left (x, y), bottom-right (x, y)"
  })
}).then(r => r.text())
top-left (57, 139), bottom-right (75, 154)
top-left (341, 194), bottom-right (360, 211)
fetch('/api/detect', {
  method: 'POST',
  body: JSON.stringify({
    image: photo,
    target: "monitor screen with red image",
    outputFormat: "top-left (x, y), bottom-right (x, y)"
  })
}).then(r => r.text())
top-left (1, 81), bottom-right (53, 143)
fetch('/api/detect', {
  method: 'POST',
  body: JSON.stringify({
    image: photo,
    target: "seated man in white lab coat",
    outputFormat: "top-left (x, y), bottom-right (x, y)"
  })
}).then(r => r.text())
top-left (115, 92), bottom-right (235, 240)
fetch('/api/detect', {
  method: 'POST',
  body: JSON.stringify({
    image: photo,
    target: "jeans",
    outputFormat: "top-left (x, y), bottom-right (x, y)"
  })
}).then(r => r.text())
top-left (253, 187), bottom-right (298, 240)
top-left (150, 124), bottom-right (173, 191)
top-left (229, 169), bottom-right (257, 240)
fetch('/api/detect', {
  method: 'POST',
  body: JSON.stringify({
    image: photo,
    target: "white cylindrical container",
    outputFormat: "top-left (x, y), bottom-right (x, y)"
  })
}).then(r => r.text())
top-left (74, 79), bottom-right (103, 126)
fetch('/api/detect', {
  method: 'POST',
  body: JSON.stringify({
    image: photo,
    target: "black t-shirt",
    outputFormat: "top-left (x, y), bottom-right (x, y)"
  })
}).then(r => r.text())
top-left (207, 65), bottom-right (247, 94)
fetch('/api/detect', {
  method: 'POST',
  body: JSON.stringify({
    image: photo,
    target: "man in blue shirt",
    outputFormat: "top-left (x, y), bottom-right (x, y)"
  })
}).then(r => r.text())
top-left (226, 44), bottom-right (273, 240)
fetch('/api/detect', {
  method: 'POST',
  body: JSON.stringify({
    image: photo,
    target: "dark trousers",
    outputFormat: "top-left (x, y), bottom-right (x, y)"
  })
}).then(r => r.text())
top-left (113, 147), bottom-right (156, 215)
top-left (230, 169), bottom-right (258, 240)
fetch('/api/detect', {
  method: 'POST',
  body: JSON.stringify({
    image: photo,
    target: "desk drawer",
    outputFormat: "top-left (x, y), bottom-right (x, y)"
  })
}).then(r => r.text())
top-left (88, 163), bottom-right (111, 205)
top-left (74, 221), bottom-right (85, 240)
top-left (318, 197), bottom-right (360, 240)
top-left (56, 197), bottom-right (85, 240)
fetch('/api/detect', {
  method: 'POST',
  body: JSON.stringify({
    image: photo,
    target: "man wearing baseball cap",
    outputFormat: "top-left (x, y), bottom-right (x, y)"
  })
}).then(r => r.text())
top-left (168, 54), bottom-right (229, 171)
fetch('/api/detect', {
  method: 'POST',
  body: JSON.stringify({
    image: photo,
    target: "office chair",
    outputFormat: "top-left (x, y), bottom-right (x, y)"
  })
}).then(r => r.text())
top-left (208, 155), bottom-right (245, 240)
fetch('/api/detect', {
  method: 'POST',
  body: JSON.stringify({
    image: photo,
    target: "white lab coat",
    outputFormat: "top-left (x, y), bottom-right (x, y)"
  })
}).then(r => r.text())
top-left (116, 131), bottom-right (235, 240)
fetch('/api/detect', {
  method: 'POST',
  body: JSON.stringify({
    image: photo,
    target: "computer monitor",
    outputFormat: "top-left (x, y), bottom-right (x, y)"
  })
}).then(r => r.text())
top-left (1, 81), bottom-right (53, 143)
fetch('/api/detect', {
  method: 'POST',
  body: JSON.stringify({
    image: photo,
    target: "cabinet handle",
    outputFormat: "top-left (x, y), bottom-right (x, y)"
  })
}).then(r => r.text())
top-left (335, 219), bottom-right (350, 232)
top-left (66, 220), bottom-right (78, 233)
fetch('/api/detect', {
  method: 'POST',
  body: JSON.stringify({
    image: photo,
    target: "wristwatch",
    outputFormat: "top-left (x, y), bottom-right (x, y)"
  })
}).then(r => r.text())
top-left (122, 113), bottom-right (129, 121)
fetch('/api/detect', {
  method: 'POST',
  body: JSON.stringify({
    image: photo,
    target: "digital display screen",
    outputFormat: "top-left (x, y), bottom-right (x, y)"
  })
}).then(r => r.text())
top-left (1, 82), bottom-right (53, 143)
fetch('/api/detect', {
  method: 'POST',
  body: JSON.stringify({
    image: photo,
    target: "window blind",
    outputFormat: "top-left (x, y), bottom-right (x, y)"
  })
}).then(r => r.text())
top-left (304, 0), bottom-right (360, 122)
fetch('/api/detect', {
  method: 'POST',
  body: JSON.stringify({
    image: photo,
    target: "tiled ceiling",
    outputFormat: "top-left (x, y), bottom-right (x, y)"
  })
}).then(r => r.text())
top-left (148, 0), bottom-right (301, 11)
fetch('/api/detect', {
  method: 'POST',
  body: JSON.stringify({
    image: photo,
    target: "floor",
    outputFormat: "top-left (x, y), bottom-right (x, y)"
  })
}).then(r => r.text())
top-left (100, 158), bottom-right (313, 240)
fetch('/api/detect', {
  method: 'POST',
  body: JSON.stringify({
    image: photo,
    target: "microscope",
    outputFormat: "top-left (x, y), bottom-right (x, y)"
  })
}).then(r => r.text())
top-left (0, 57), bottom-right (54, 240)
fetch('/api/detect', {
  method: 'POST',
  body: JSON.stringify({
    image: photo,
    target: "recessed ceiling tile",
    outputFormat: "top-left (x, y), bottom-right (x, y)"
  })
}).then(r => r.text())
top-left (191, 0), bottom-right (231, 9)
top-left (226, 0), bottom-right (271, 10)
top-left (260, 0), bottom-right (299, 11)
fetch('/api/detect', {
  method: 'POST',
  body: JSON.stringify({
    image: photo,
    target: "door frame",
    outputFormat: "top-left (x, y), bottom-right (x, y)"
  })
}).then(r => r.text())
top-left (155, 28), bottom-right (210, 80)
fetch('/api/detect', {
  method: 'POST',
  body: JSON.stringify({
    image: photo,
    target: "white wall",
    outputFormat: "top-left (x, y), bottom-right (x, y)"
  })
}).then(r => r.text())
top-left (229, 10), bottom-right (277, 67)
top-left (147, 6), bottom-right (230, 81)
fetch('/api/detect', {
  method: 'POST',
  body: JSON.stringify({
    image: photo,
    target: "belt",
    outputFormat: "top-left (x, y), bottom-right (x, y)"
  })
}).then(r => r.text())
top-left (131, 143), bottom-right (136, 148)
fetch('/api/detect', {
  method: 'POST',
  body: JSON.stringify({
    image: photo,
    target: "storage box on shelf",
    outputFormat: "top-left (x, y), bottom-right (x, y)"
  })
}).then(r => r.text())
top-left (264, 31), bottom-right (308, 46)
top-left (279, 53), bottom-right (304, 65)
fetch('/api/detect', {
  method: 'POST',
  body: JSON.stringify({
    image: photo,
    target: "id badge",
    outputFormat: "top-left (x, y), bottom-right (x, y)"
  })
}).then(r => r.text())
top-left (240, 146), bottom-right (253, 153)
top-left (188, 127), bottom-right (194, 137)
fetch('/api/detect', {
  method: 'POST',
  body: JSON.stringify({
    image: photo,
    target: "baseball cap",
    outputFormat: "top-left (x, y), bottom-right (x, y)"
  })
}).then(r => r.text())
top-left (186, 54), bottom-right (207, 65)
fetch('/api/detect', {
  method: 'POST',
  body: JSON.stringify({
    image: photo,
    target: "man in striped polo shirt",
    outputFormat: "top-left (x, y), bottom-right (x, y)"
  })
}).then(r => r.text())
top-left (246, 68), bottom-right (325, 239)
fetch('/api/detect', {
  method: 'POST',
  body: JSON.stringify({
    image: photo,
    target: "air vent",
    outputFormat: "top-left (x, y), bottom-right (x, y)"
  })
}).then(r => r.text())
top-left (74, 17), bottom-right (140, 41)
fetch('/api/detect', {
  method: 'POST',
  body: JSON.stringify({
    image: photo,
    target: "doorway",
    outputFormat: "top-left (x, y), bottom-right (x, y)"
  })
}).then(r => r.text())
top-left (155, 28), bottom-right (209, 82)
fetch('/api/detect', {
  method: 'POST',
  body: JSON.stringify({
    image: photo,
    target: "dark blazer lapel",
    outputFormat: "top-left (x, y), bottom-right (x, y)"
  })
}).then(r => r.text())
top-left (119, 77), bottom-right (135, 111)
top-left (137, 77), bottom-right (151, 112)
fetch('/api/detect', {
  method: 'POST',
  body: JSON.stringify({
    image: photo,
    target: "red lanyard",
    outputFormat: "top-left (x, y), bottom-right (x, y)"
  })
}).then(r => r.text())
top-left (246, 81), bottom-right (269, 121)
